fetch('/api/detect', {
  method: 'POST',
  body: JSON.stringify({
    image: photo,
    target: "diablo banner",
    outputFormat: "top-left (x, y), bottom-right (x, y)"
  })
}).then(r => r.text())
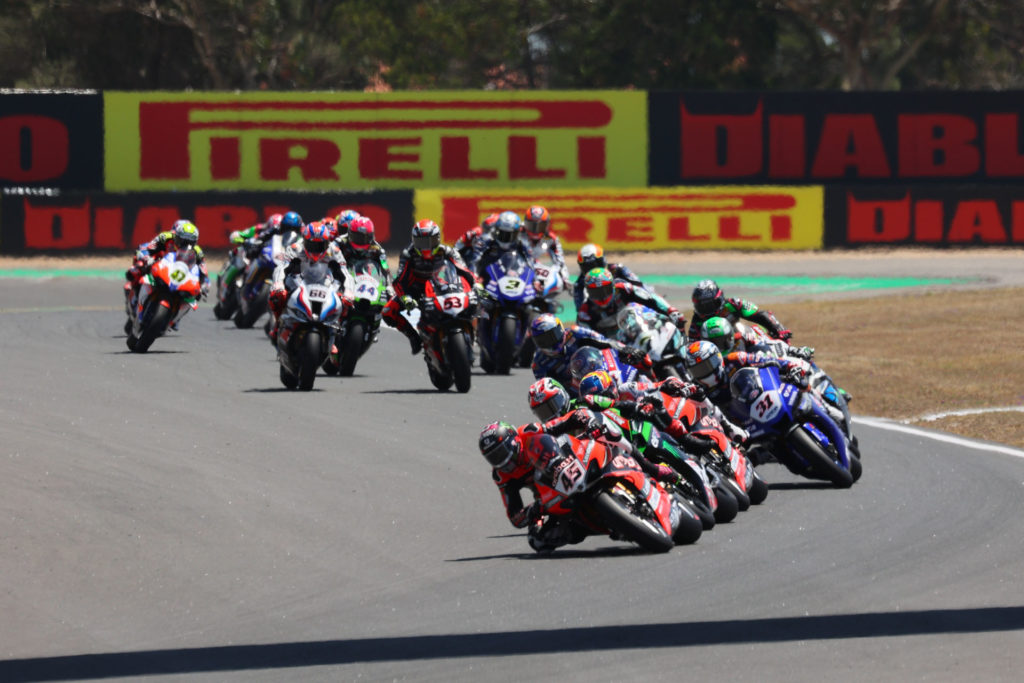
top-left (0, 92), bottom-right (103, 189)
top-left (104, 91), bottom-right (647, 191)
top-left (824, 185), bottom-right (1024, 247)
top-left (416, 187), bottom-right (823, 251)
top-left (649, 91), bottom-right (1024, 186)
top-left (0, 190), bottom-right (412, 254)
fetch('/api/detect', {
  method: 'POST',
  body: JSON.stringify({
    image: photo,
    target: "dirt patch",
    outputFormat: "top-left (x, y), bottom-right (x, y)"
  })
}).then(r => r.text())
top-left (769, 288), bottom-right (1024, 449)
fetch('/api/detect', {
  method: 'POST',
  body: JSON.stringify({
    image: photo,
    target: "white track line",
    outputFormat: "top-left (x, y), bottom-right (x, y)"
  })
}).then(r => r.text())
top-left (905, 406), bottom-right (1024, 423)
top-left (853, 416), bottom-right (1024, 459)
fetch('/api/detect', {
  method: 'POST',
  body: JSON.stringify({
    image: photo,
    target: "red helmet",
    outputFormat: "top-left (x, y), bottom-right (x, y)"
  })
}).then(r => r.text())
top-left (301, 221), bottom-right (332, 262)
top-left (528, 378), bottom-right (571, 423)
top-left (265, 213), bottom-right (285, 231)
top-left (348, 216), bottom-right (375, 251)
top-left (478, 421), bottom-right (523, 471)
top-left (411, 219), bottom-right (442, 259)
top-left (524, 205), bottom-right (550, 243)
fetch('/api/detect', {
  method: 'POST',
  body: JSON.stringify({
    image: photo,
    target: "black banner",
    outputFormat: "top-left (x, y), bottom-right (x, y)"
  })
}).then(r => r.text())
top-left (649, 91), bottom-right (1024, 186)
top-left (0, 92), bottom-right (104, 190)
top-left (0, 190), bottom-right (414, 254)
top-left (823, 185), bottom-right (1024, 247)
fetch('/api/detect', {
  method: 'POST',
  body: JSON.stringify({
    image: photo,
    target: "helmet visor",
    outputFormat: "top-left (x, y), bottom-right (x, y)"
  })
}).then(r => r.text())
top-left (532, 326), bottom-right (562, 351)
top-left (525, 219), bottom-right (548, 236)
top-left (482, 438), bottom-right (518, 470)
top-left (532, 392), bottom-right (568, 423)
top-left (694, 297), bottom-right (721, 317)
top-left (412, 231), bottom-right (440, 254)
top-left (589, 282), bottom-right (614, 306)
top-left (350, 230), bottom-right (373, 248)
top-left (304, 239), bottom-right (328, 256)
top-left (689, 356), bottom-right (723, 387)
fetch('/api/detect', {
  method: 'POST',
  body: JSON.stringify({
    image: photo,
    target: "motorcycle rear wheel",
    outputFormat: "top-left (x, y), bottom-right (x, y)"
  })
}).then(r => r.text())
top-left (671, 496), bottom-right (704, 545)
top-left (747, 470), bottom-right (769, 505)
top-left (133, 304), bottom-right (170, 353)
top-left (593, 489), bottom-right (674, 554)
top-left (298, 330), bottom-right (321, 391)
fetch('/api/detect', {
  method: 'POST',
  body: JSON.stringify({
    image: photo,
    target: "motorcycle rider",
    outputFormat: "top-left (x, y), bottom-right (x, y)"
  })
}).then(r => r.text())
top-left (573, 243), bottom-right (646, 309)
top-left (473, 211), bottom-right (535, 352)
top-left (522, 205), bottom-right (572, 295)
top-left (529, 313), bottom-right (650, 388)
top-left (382, 219), bottom-right (479, 355)
top-left (576, 267), bottom-right (685, 339)
top-left (333, 216), bottom-right (394, 342)
top-left (124, 220), bottom-right (210, 325)
top-left (681, 340), bottom-right (812, 406)
top-left (687, 279), bottom-right (791, 342)
top-left (479, 420), bottom-right (592, 553)
top-left (454, 212), bottom-right (500, 272)
top-left (267, 220), bottom-right (349, 343)
top-left (700, 316), bottom-right (815, 361)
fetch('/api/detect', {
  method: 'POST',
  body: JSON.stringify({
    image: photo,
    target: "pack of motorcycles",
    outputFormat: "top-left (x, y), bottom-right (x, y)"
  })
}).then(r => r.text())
top-left (125, 235), bottom-right (861, 554)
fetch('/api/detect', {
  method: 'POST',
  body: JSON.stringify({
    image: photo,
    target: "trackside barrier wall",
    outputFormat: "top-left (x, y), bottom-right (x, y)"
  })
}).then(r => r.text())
top-left (0, 191), bottom-right (413, 254)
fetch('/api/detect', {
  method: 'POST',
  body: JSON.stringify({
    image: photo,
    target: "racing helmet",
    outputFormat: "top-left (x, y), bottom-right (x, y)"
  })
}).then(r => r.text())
top-left (411, 219), bottom-right (442, 259)
top-left (280, 211), bottom-right (304, 233)
top-left (528, 378), bottom-right (572, 422)
top-left (692, 279), bottom-right (725, 318)
top-left (578, 370), bottom-right (619, 402)
top-left (523, 205), bottom-right (550, 243)
top-left (529, 314), bottom-right (565, 355)
top-left (568, 346), bottom-right (606, 387)
top-left (493, 211), bottom-right (522, 249)
top-left (700, 316), bottom-right (737, 354)
top-left (264, 213), bottom-right (284, 232)
top-left (348, 216), bottom-right (376, 251)
top-left (172, 220), bottom-right (199, 249)
top-left (301, 221), bottom-right (332, 262)
top-left (478, 421), bottom-right (522, 471)
top-left (576, 243), bottom-right (606, 274)
top-left (584, 267), bottom-right (616, 308)
top-left (335, 209), bottom-right (361, 237)
top-left (683, 340), bottom-right (726, 389)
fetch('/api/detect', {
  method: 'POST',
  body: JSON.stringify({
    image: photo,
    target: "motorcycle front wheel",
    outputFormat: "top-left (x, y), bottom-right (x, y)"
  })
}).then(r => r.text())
top-left (339, 319), bottom-right (366, 377)
top-left (133, 303), bottom-right (171, 353)
top-left (446, 331), bottom-right (472, 393)
top-left (593, 488), bottom-right (674, 554)
top-left (787, 424), bottom-right (854, 488)
top-left (298, 330), bottom-right (322, 391)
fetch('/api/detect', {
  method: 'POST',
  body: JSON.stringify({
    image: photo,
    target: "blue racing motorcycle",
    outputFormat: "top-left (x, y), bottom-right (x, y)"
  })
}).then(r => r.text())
top-left (725, 365), bottom-right (861, 488)
top-left (478, 250), bottom-right (538, 375)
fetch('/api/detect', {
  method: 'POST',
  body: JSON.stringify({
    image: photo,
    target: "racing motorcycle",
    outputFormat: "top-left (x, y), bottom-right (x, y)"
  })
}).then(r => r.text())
top-left (567, 346), bottom-right (644, 393)
top-left (234, 232), bottom-right (299, 329)
top-left (479, 250), bottom-right (537, 375)
top-left (417, 260), bottom-right (477, 393)
top-left (276, 262), bottom-right (346, 391)
top-left (126, 250), bottom-right (202, 353)
top-left (616, 303), bottom-right (689, 380)
top-left (534, 434), bottom-right (703, 553)
top-left (323, 257), bottom-right (389, 377)
top-left (212, 244), bottom-right (247, 320)
top-left (521, 240), bottom-right (569, 366)
top-left (726, 365), bottom-right (861, 488)
top-left (661, 394), bottom-right (768, 506)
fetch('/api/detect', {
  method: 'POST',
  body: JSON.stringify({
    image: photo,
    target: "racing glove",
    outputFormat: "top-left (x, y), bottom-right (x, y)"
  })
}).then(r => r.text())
top-left (667, 308), bottom-right (685, 330)
top-left (268, 287), bottom-right (288, 315)
top-left (400, 295), bottom-right (418, 312)
top-left (791, 345), bottom-right (815, 360)
top-left (621, 345), bottom-right (649, 367)
top-left (777, 328), bottom-right (793, 341)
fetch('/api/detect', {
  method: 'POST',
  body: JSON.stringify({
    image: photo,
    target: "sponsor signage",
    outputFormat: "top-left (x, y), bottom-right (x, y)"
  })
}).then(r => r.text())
top-left (104, 91), bottom-right (647, 190)
top-left (649, 91), bottom-right (1024, 185)
top-left (824, 186), bottom-right (1024, 247)
top-left (0, 190), bottom-right (413, 253)
top-left (416, 187), bottom-right (823, 251)
top-left (0, 92), bottom-right (103, 189)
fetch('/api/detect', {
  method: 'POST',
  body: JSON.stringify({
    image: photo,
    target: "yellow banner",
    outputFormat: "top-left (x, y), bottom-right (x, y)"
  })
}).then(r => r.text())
top-left (105, 91), bottom-right (647, 191)
top-left (416, 187), bottom-right (824, 250)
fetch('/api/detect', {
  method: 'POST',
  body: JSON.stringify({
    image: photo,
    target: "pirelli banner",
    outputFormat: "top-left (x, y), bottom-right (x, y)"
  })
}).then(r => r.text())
top-left (104, 91), bottom-right (647, 191)
top-left (416, 187), bottom-right (823, 251)
top-left (824, 185), bottom-right (1024, 247)
top-left (0, 190), bottom-right (413, 254)
top-left (649, 91), bottom-right (1024, 186)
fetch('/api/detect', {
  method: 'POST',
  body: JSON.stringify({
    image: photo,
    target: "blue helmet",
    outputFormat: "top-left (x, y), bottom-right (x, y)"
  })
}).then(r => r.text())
top-left (530, 314), bottom-right (564, 355)
top-left (568, 347), bottom-right (606, 386)
top-left (281, 211), bottom-right (304, 233)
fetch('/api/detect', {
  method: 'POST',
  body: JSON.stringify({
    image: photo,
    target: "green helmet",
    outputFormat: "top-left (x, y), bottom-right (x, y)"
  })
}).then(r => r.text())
top-left (700, 316), bottom-right (736, 354)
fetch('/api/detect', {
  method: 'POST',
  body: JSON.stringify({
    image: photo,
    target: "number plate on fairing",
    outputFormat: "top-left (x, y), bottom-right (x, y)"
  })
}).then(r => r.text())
top-left (751, 390), bottom-right (782, 423)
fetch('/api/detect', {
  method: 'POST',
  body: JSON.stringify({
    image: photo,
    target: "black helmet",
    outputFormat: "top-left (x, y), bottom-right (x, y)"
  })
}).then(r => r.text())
top-left (692, 279), bottom-right (724, 317)
top-left (478, 421), bottom-right (522, 471)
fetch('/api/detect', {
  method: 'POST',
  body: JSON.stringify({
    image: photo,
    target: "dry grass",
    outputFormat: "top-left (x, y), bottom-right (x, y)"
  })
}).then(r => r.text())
top-left (771, 288), bottom-right (1024, 449)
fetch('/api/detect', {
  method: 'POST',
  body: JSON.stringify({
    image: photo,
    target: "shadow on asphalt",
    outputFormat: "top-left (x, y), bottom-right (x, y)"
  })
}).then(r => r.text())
top-left (4, 606), bottom-right (1022, 681)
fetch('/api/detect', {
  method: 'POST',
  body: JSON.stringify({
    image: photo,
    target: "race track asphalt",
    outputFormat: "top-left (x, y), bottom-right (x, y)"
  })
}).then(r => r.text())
top-left (1, 274), bottom-right (1023, 682)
